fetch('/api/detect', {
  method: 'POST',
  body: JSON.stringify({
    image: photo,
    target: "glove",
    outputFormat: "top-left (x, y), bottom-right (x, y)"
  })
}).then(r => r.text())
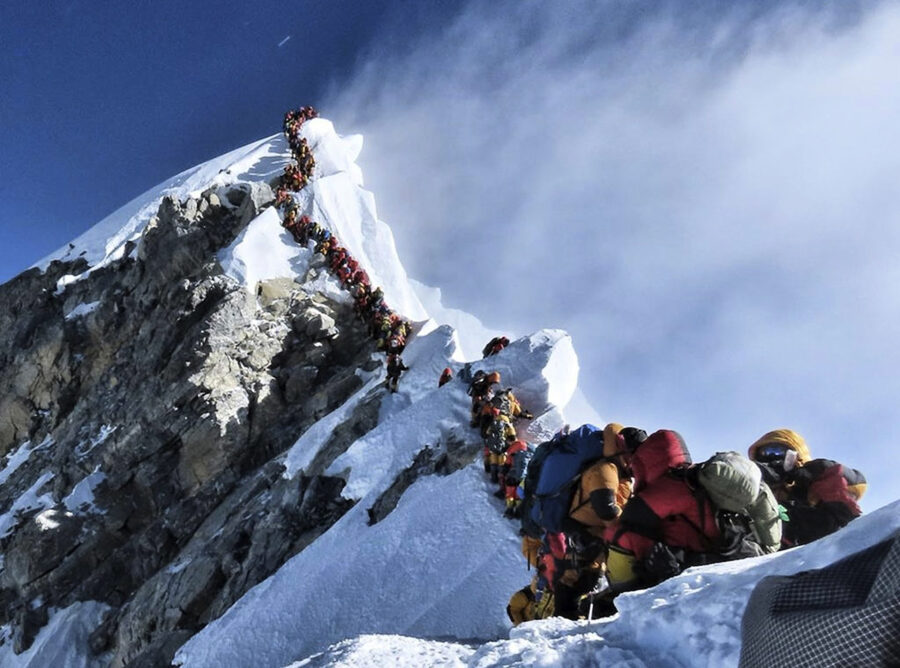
top-left (642, 542), bottom-right (684, 581)
top-left (756, 462), bottom-right (784, 486)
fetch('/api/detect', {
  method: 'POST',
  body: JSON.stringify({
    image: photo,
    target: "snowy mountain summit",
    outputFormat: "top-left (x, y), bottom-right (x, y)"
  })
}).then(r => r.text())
top-left (0, 116), bottom-right (896, 668)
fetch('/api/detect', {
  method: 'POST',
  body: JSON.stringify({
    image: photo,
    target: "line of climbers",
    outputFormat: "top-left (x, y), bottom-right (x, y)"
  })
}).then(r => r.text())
top-left (274, 109), bottom-right (869, 628)
top-left (501, 423), bottom-right (868, 625)
top-left (466, 368), bottom-right (535, 518)
top-left (273, 106), bottom-right (414, 391)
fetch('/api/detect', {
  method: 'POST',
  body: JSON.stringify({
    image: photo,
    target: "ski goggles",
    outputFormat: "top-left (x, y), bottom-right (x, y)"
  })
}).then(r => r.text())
top-left (755, 443), bottom-right (790, 462)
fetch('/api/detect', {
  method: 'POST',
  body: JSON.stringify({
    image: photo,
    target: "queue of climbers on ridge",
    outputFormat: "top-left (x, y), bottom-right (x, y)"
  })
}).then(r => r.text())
top-left (274, 106), bottom-right (413, 391)
top-left (501, 422), bottom-right (868, 625)
top-left (449, 349), bottom-right (869, 626)
top-left (276, 108), bottom-right (869, 629)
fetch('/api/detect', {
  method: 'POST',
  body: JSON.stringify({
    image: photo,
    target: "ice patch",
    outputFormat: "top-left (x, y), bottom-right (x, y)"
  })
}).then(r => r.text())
top-left (167, 558), bottom-right (193, 575)
top-left (0, 440), bottom-right (34, 487)
top-left (0, 471), bottom-right (55, 538)
top-left (63, 469), bottom-right (106, 514)
top-left (0, 601), bottom-right (111, 668)
top-left (286, 634), bottom-right (474, 668)
top-left (35, 508), bottom-right (71, 531)
top-left (74, 425), bottom-right (116, 458)
top-left (64, 301), bottom-right (100, 320)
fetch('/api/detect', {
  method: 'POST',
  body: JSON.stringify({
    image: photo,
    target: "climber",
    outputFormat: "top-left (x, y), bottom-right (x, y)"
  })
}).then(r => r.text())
top-left (748, 429), bottom-right (866, 547)
top-left (502, 439), bottom-right (531, 517)
top-left (438, 368), bottom-right (453, 387)
top-left (482, 336), bottom-right (510, 358)
top-left (397, 319), bottom-right (413, 341)
top-left (351, 269), bottom-right (369, 288)
top-left (282, 164), bottom-right (304, 191)
top-left (467, 371), bottom-right (500, 427)
top-left (524, 424), bottom-right (636, 619)
top-left (603, 429), bottom-right (707, 595)
top-left (366, 287), bottom-right (385, 316)
top-left (336, 264), bottom-right (353, 286)
top-left (315, 236), bottom-right (333, 257)
top-left (605, 429), bottom-right (780, 597)
top-left (275, 185), bottom-right (293, 207)
top-left (482, 408), bottom-right (516, 484)
top-left (281, 205), bottom-right (300, 237)
top-left (385, 353), bottom-right (409, 393)
top-left (385, 335), bottom-right (405, 356)
top-left (483, 387), bottom-right (534, 428)
top-left (328, 245), bottom-right (348, 272)
top-left (563, 423), bottom-right (635, 536)
top-left (295, 215), bottom-right (313, 245)
top-left (305, 220), bottom-right (322, 245)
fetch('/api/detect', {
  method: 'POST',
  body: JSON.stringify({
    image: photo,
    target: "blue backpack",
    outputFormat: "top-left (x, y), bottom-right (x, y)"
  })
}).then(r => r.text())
top-left (509, 443), bottom-right (535, 486)
top-left (530, 424), bottom-right (608, 534)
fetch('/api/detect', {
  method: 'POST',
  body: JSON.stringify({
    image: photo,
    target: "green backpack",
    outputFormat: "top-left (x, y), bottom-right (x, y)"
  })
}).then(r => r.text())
top-left (697, 451), bottom-right (782, 553)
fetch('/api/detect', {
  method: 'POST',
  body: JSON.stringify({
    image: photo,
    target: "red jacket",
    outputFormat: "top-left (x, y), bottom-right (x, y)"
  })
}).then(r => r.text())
top-left (607, 430), bottom-right (718, 560)
top-left (630, 429), bottom-right (691, 492)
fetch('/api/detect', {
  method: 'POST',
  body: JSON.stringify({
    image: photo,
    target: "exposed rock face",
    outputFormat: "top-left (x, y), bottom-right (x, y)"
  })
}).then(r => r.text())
top-left (0, 186), bottom-right (384, 664)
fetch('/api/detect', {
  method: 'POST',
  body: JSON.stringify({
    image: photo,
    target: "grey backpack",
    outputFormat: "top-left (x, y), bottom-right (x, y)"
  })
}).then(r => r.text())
top-left (698, 451), bottom-right (782, 553)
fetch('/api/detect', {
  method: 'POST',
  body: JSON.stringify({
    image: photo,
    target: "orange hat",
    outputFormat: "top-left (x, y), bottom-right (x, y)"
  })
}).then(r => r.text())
top-left (748, 429), bottom-right (811, 465)
top-left (602, 423), bottom-right (625, 457)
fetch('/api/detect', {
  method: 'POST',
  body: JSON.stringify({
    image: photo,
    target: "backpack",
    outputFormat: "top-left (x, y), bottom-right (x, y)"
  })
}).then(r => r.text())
top-left (490, 389), bottom-right (517, 417)
top-left (509, 443), bottom-right (535, 486)
top-left (466, 371), bottom-right (487, 397)
top-left (484, 417), bottom-right (513, 455)
top-left (519, 429), bottom-right (568, 538)
top-left (530, 425), bottom-right (611, 534)
top-left (696, 451), bottom-right (782, 554)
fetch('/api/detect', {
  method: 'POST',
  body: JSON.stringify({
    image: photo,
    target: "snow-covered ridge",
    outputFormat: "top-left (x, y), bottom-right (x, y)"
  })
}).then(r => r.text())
top-left (217, 118), bottom-right (429, 323)
top-left (34, 134), bottom-right (286, 278)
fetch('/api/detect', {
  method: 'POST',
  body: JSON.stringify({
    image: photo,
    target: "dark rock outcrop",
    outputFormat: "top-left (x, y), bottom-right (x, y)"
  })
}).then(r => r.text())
top-left (0, 186), bottom-right (383, 665)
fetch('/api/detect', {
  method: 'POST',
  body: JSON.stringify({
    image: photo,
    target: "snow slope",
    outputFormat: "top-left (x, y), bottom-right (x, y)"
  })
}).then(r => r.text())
top-left (281, 501), bottom-right (900, 668)
top-left (36, 134), bottom-right (288, 287)
top-left (175, 326), bottom-right (578, 667)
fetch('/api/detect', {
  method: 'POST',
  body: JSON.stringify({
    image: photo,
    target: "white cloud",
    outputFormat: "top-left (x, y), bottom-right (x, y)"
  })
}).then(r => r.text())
top-left (327, 0), bottom-right (900, 511)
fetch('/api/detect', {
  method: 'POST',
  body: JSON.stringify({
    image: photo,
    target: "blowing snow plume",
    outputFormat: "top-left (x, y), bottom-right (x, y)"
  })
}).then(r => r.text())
top-left (326, 0), bottom-right (900, 510)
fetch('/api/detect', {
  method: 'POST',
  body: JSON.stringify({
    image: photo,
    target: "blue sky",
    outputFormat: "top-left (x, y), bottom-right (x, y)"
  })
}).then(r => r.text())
top-left (2, 1), bottom-right (897, 512)
top-left (0, 0), bottom-right (459, 278)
